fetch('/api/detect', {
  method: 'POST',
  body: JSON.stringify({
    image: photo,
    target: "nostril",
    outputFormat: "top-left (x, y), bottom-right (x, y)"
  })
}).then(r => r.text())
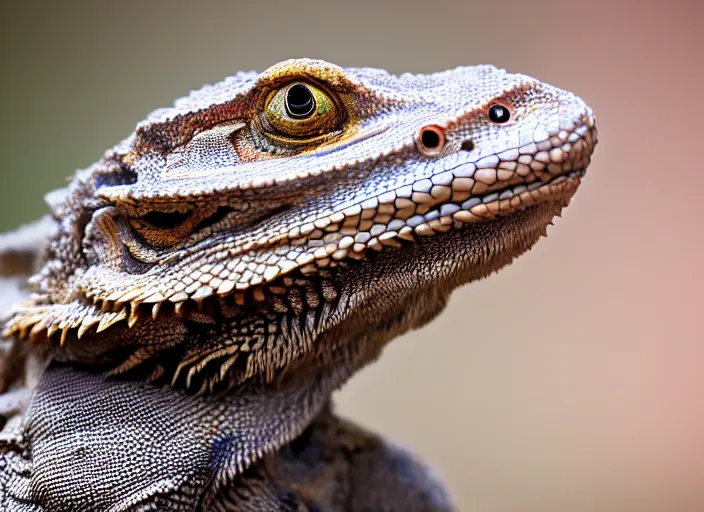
top-left (460, 139), bottom-right (475, 152)
top-left (416, 125), bottom-right (446, 156)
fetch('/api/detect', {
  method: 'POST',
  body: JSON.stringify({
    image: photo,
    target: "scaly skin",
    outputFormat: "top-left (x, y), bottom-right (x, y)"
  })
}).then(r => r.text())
top-left (0, 59), bottom-right (596, 510)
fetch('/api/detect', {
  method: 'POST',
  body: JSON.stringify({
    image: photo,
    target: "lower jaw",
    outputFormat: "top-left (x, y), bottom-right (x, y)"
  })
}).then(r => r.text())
top-left (402, 197), bottom-right (574, 294)
top-left (409, 169), bottom-right (584, 238)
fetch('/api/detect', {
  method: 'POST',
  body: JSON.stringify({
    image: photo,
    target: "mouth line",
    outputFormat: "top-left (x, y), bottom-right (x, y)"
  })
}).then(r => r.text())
top-left (78, 168), bottom-right (588, 313)
top-left (122, 118), bottom-right (596, 264)
top-left (412, 168), bottom-right (586, 232)
top-left (121, 172), bottom-right (584, 322)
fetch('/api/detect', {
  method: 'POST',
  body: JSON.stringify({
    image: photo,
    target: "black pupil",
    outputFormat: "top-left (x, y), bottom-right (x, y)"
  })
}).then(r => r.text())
top-left (488, 104), bottom-right (510, 123)
top-left (285, 84), bottom-right (316, 118)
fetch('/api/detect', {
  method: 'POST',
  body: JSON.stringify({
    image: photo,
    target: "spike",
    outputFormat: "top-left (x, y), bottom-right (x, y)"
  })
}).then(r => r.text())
top-left (151, 302), bottom-right (161, 320)
top-left (186, 365), bottom-right (200, 390)
top-left (196, 378), bottom-right (209, 396)
top-left (96, 308), bottom-right (127, 333)
top-left (29, 322), bottom-right (47, 341)
top-left (60, 327), bottom-right (69, 346)
top-left (172, 362), bottom-right (189, 386)
top-left (77, 317), bottom-right (99, 339)
top-left (150, 365), bottom-right (165, 382)
top-left (106, 346), bottom-right (153, 375)
top-left (29, 314), bottom-right (52, 338)
top-left (46, 324), bottom-right (59, 339)
top-left (219, 353), bottom-right (240, 380)
top-left (128, 303), bottom-right (140, 328)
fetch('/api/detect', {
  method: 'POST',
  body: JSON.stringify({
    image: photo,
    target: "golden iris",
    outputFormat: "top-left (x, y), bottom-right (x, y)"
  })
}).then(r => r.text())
top-left (264, 82), bottom-right (339, 139)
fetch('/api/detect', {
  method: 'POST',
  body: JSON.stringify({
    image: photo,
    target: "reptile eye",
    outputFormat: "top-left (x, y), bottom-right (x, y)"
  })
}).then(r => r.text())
top-left (488, 104), bottom-right (511, 124)
top-left (264, 82), bottom-right (339, 139)
top-left (285, 84), bottom-right (315, 118)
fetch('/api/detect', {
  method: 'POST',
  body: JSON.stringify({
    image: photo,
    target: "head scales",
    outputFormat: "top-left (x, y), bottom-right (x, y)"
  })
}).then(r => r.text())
top-left (4, 59), bottom-right (597, 392)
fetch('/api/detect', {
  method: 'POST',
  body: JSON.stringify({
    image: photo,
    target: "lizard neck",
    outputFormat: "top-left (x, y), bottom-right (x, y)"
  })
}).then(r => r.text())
top-left (20, 360), bottom-right (354, 509)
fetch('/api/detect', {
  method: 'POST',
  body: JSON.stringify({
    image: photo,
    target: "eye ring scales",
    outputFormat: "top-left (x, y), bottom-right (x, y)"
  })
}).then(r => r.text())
top-left (285, 83), bottom-right (316, 119)
top-left (488, 103), bottom-right (511, 123)
top-left (264, 82), bottom-right (340, 139)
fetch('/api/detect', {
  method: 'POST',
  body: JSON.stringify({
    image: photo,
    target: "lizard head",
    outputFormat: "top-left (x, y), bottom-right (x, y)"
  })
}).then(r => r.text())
top-left (5, 59), bottom-right (596, 391)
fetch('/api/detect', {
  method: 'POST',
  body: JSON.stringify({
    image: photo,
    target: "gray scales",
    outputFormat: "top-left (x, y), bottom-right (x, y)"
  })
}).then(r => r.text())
top-left (0, 59), bottom-right (597, 510)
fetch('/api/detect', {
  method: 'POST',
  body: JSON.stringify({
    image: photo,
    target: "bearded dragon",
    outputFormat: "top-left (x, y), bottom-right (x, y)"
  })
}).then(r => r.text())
top-left (0, 59), bottom-right (597, 511)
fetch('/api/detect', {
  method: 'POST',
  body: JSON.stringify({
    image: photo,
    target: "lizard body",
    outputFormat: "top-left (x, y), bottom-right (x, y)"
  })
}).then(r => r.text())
top-left (0, 59), bottom-right (596, 510)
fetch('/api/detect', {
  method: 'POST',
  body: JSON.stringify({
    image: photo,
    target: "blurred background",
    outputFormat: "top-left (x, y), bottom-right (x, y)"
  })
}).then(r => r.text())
top-left (1, 1), bottom-right (702, 510)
